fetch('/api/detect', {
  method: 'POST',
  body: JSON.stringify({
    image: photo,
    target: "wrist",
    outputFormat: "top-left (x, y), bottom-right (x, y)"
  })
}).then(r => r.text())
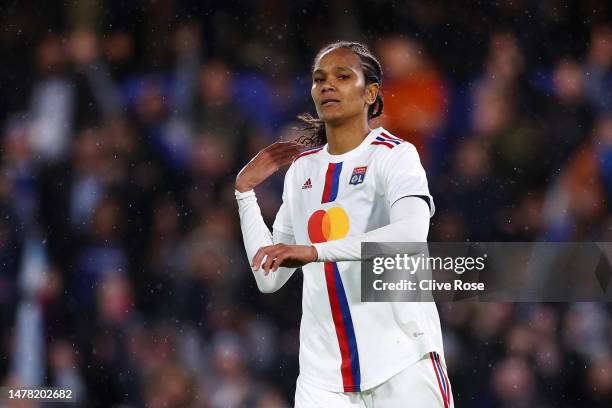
top-left (235, 179), bottom-right (254, 193)
top-left (309, 245), bottom-right (319, 262)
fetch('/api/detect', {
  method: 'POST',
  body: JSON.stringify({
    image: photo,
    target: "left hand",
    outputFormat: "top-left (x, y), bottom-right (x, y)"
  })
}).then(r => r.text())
top-left (252, 244), bottom-right (318, 275)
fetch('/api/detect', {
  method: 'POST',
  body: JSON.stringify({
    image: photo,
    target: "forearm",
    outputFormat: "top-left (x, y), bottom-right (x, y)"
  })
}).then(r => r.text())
top-left (236, 189), bottom-right (297, 292)
top-left (313, 196), bottom-right (430, 262)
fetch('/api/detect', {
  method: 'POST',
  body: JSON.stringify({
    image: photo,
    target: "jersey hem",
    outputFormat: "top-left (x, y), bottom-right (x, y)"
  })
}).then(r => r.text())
top-left (298, 348), bottom-right (445, 393)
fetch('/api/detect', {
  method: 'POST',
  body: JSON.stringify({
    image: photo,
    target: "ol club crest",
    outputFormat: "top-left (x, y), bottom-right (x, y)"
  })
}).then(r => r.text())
top-left (349, 166), bottom-right (367, 185)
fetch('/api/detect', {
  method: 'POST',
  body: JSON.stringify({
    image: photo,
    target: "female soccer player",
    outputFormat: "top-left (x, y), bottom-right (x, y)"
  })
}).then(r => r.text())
top-left (235, 42), bottom-right (453, 407)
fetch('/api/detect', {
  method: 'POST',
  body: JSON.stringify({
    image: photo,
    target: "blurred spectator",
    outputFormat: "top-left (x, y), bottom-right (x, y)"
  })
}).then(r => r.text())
top-left (0, 174), bottom-right (22, 380)
top-left (377, 35), bottom-right (447, 161)
top-left (48, 339), bottom-right (85, 403)
top-left (481, 87), bottom-right (545, 202)
top-left (586, 356), bottom-right (612, 406)
top-left (541, 114), bottom-right (612, 240)
top-left (433, 137), bottom-right (507, 240)
top-left (539, 58), bottom-right (594, 175)
top-left (584, 24), bottom-right (612, 113)
top-left (144, 362), bottom-right (198, 408)
top-left (483, 31), bottom-right (526, 92)
top-left (195, 61), bottom-right (245, 142)
top-left (491, 356), bottom-right (539, 408)
top-left (67, 28), bottom-right (124, 118)
top-left (27, 33), bottom-right (74, 163)
top-left (209, 331), bottom-right (252, 407)
top-left (2, 118), bottom-right (38, 230)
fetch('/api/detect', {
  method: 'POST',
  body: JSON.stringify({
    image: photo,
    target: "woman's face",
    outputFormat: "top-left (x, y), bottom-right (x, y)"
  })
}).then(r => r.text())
top-left (311, 48), bottom-right (378, 125)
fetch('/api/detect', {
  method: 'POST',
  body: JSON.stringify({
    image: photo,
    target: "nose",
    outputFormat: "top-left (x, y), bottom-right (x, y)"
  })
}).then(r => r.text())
top-left (321, 80), bottom-right (336, 93)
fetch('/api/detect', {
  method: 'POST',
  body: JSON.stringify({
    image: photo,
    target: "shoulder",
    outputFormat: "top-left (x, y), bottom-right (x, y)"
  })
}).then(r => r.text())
top-left (285, 145), bottom-right (324, 181)
top-left (293, 145), bottom-right (325, 163)
top-left (369, 129), bottom-right (420, 160)
top-left (370, 129), bottom-right (406, 149)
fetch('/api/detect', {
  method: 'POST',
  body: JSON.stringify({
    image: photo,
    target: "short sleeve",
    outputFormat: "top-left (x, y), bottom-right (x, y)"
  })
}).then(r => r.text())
top-left (381, 143), bottom-right (435, 217)
top-left (272, 164), bottom-right (295, 235)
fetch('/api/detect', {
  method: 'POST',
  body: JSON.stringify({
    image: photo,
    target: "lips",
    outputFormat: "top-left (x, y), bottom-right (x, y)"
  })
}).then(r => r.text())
top-left (321, 98), bottom-right (340, 106)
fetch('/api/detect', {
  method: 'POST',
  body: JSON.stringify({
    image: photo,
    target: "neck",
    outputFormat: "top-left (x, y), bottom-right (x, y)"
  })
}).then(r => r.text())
top-left (325, 117), bottom-right (371, 155)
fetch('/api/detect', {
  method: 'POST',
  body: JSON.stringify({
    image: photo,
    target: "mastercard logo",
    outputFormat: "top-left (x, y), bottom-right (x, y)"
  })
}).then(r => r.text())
top-left (307, 207), bottom-right (350, 243)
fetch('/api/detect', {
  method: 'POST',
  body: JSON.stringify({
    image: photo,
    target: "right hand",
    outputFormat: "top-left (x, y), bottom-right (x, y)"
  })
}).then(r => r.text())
top-left (235, 141), bottom-right (305, 192)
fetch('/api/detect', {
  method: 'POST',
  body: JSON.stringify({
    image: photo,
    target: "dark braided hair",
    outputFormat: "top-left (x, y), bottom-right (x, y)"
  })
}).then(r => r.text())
top-left (297, 41), bottom-right (384, 147)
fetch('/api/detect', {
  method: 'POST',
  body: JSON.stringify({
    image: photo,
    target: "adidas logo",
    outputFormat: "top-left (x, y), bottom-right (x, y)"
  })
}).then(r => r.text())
top-left (302, 178), bottom-right (312, 189)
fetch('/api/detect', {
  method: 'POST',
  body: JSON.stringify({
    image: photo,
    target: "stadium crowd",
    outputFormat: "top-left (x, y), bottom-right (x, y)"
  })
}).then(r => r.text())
top-left (0, 1), bottom-right (611, 407)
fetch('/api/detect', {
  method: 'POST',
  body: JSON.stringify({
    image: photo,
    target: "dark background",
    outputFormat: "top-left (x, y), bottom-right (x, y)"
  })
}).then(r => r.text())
top-left (0, 0), bottom-right (611, 406)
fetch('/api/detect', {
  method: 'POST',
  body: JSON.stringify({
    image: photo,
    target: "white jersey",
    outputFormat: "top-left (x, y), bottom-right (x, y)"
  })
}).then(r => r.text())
top-left (273, 127), bottom-right (444, 392)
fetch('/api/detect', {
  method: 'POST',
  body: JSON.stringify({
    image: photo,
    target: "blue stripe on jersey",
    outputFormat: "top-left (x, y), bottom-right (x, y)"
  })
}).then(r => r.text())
top-left (333, 262), bottom-right (361, 391)
top-left (375, 135), bottom-right (401, 145)
top-left (435, 353), bottom-right (448, 399)
top-left (328, 162), bottom-right (343, 202)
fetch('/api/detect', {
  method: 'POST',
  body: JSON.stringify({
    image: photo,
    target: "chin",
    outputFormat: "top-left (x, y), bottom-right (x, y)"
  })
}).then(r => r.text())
top-left (320, 111), bottom-right (347, 126)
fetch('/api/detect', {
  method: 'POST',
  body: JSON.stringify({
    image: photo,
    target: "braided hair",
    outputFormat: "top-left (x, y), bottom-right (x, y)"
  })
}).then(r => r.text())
top-left (297, 41), bottom-right (384, 147)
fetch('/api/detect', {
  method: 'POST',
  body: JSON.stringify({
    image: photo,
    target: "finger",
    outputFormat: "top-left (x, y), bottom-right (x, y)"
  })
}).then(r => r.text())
top-left (261, 148), bottom-right (301, 169)
top-left (267, 147), bottom-right (303, 161)
top-left (263, 257), bottom-right (274, 276)
top-left (251, 247), bottom-right (261, 268)
top-left (269, 147), bottom-right (302, 159)
top-left (264, 141), bottom-right (301, 153)
top-left (262, 245), bottom-right (285, 275)
top-left (269, 147), bottom-right (304, 163)
top-left (271, 253), bottom-right (288, 272)
top-left (265, 152), bottom-right (301, 173)
top-left (262, 250), bottom-right (279, 275)
top-left (275, 141), bottom-right (302, 147)
top-left (269, 153), bottom-right (300, 169)
top-left (261, 254), bottom-right (270, 274)
top-left (276, 155), bottom-right (299, 168)
top-left (252, 247), bottom-right (270, 270)
top-left (270, 251), bottom-right (288, 273)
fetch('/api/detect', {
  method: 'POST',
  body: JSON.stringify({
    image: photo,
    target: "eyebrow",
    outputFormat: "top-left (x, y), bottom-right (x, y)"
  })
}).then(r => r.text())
top-left (312, 66), bottom-right (354, 75)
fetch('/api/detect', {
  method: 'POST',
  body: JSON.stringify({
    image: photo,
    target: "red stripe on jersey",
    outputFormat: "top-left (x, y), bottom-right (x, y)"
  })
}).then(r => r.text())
top-left (294, 147), bottom-right (323, 161)
top-left (430, 352), bottom-right (449, 408)
top-left (321, 162), bottom-right (336, 203)
top-left (434, 353), bottom-right (449, 404)
top-left (438, 355), bottom-right (453, 406)
top-left (324, 262), bottom-right (355, 389)
top-left (380, 131), bottom-right (404, 142)
top-left (371, 140), bottom-right (395, 149)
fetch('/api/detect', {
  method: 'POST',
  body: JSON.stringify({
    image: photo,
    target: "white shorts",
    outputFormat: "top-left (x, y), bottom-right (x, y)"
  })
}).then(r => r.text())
top-left (295, 352), bottom-right (453, 408)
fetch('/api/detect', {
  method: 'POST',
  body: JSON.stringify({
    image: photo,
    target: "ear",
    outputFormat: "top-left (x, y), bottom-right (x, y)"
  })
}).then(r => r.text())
top-left (365, 82), bottom-right (379, 106)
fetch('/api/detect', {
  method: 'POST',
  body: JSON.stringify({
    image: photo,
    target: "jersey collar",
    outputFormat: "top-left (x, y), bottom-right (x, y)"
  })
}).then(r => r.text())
top-left (321, 127), bottom-right (384, 162)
